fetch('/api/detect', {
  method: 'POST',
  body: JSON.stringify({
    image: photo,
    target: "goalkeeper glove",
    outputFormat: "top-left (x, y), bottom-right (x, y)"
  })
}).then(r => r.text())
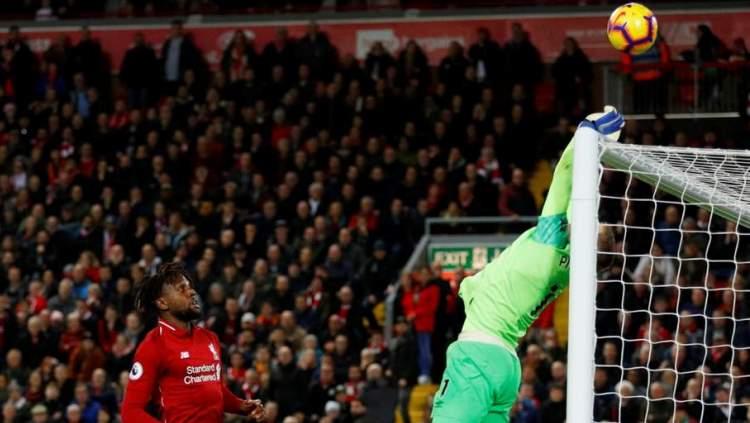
top-left (579, 105), bottom-right (624, 142)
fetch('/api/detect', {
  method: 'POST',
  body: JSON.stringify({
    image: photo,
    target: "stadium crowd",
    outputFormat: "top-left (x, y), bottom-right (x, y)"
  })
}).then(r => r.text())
top-left (0, 14), bottom-right (748, 423)
top-left (4, 0), bottom-right (736, 20)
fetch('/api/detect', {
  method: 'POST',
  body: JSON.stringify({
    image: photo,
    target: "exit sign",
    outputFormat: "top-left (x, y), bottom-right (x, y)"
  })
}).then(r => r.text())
top-left (428, 245), bottom-right (508, 271)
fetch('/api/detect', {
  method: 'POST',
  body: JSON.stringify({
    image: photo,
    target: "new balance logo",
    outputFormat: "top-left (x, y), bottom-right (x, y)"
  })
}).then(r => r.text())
top-left (180, 352), bottom-right (190, 359)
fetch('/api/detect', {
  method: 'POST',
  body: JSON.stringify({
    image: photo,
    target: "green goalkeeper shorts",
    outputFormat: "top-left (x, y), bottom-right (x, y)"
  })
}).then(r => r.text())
top-left (431, 337), bottom-right (521, 423)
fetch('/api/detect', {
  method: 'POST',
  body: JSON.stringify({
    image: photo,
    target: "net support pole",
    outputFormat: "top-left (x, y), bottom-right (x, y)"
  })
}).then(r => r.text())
top-left (567, 127), bottom-right (600, 422)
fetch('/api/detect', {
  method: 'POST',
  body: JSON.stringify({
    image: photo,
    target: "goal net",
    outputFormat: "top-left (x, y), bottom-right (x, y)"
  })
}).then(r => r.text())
top-left (570, 135), bottom-right (750, 422)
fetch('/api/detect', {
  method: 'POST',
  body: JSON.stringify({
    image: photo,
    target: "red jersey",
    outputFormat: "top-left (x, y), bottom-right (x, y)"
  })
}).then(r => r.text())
top-left (121, 319), bottom-right (245, 423)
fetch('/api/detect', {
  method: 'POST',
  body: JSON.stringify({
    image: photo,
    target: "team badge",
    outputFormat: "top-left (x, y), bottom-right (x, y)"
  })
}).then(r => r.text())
top-left (208, 343), bottom-right (219, 361)
top-left (129, 362), bottom-right (144, 380)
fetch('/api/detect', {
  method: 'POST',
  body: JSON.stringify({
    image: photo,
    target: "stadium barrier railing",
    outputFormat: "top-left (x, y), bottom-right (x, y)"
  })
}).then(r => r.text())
top-left (603, 60), bottom-right (750, 119)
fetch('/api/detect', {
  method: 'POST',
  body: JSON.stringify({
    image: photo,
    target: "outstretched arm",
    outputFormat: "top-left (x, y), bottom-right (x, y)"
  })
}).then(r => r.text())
top-left (540, 133), bottom-right (576, 220)
top-left (534, 108), bottom-right (624, 246)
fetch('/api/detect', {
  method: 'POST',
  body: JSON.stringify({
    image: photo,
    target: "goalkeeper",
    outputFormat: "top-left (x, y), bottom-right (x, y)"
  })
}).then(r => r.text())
top-left (431, 107), bottom-right (623, 423)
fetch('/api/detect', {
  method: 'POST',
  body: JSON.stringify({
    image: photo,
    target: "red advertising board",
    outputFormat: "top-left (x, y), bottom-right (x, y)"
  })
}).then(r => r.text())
top-left (1, 8), bottom-right (748, 70)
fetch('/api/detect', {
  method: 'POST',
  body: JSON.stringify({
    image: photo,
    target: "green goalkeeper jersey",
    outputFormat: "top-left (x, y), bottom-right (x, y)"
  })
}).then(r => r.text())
top-left (459, 135), bottom-right (577, 349)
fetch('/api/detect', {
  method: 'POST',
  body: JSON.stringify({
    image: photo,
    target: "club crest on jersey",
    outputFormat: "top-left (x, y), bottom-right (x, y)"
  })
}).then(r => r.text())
top-left (208, 343), bottom-right (219, 361)
top-left (129, 362), bottom-right (144, 380)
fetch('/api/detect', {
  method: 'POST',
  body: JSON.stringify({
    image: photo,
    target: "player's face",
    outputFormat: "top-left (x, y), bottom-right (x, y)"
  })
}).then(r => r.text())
top-left (161, 276), bottom-right (201, 322)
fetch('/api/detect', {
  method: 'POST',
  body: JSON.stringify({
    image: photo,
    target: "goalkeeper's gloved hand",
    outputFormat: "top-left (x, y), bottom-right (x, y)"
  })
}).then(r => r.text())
top-left (579, 105), bottom-right (624, 142)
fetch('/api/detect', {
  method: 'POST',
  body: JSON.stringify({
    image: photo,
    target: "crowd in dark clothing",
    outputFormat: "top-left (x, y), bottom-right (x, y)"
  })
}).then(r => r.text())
top-left (3, 0), bottom-right (735, 20)
top-left (0, 14), bottom-right (749, 423)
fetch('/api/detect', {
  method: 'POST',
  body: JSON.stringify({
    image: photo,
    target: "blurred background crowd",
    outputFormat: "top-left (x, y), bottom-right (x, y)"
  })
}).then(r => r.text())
top-left (0, 4), bottom-right (748, 422)
top-left (0, 0), bottom-right (735, 19)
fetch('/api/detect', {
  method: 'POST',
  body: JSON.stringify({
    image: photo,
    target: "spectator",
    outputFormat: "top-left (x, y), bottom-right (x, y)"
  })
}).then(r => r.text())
top-left (296, 22), bottom-right (336, 80)
top-left (120, 32), bottom-right (159, 108)
top-left (551, 37), bottom-right (593, 118)
top-left (655, 205), bottom-right (681, 256)
top-left (540, 383), bottom-right (565, 423)
top-left (66, 403), bottom-right (83, 423)
top-left (504, 22), bottom-right (543, 92)
top-left (161, 19), bottom-right (204, 94)
top-left (17, 315), bottom-right (50, 369)
top-left (633, 243), bottom-right (676, 285)
top-left (68, 27), bottom-right (108, 94)
top-left (324, 244), bottom-right (353, 292)
top-left (438, 42), bottom-right (469, 93)
top-left (388, 316), bottom-right (418, 386)
top-left (401, 273), bottom-right (439, 380)
top-left (268, 345), bottom-right (305, 418)
top-left (262, 27), bottom-right (298, 79)
top-left (30, 403), bottom-right (49, 423)
top-left (512, 383), bottom-right (541, 423)
top-left (468, 27), bottom-right (503, 84)
top-left (89, 368), bottom-right (117, 416)
top-left (69, 333), bottom-right (106, 383)
top-left (360, 240), bottom-right (395, 305)
top-left (398, 40), bottom-right (429, 85)
top-left (2, 26), bottom-right (36, 107)
top-left (621, 33), bottom-right (670, 113)
top-left (365, 42), bottom-right (395, 81)
top-left (71, 382), bottom-right (102, 423)
top-left (498, 168), bottom-right (537, 218)
top-left (613, 380), bottom-right (645, 421)
top-left (360, 363), bottom-right (397, 423)
top-left (696, 24), bottom-right (727, 63)
top-left (279, 310), bottom-right (306, 350)
top-left (647, 382), bottom-right (674, 423)
top-left (305, 362), bottom-right (337, 420)
top-left (222, 30), bottom-right (258, 83)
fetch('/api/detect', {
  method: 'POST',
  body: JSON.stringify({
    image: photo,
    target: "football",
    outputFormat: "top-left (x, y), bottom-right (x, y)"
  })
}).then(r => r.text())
top-left (606, 2), bottom-right (658, 54)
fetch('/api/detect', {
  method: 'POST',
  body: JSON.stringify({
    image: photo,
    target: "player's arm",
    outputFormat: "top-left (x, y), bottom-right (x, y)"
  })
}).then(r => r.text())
top-left (121, 338), bottom-right (162, 423)
top-left (222, 384), bottom-right (265, 421)
top-left (214, 333), bottom-right (266, 421)
top-left (222, 382), bottom-right (245, 414)
top-left (541, 107), bottom-right (624, 221)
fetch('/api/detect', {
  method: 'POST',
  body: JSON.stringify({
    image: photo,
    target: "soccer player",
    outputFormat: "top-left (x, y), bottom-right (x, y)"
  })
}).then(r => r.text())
top-left (431, 107), bottom-right (623, 423)
top-left (121, 262), bottom-right (265, 422)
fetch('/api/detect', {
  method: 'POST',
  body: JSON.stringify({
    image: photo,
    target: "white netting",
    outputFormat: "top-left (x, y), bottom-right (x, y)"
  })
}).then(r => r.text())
top-left (594, 143), bottom-right (750, 422)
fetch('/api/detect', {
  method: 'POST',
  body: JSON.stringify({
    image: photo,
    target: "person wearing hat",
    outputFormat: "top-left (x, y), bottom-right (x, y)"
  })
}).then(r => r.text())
top-left (361, 239), bottom-right (395, 307)
top-left (432, 107), bottom-right (623, 423)
top-left (232, 243), bottom-right (250, 274)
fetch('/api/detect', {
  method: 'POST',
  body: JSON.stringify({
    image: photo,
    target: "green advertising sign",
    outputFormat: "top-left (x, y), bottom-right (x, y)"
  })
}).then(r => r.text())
top-left (428, 245), bottom-right (508, 271)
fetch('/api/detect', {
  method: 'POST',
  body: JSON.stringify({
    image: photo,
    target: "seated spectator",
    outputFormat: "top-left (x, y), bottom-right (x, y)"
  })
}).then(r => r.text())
top-left (498, 168), bottom-right (537, 218)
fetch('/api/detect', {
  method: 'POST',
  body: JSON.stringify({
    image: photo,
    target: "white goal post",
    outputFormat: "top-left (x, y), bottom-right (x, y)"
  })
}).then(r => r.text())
top-left (567, 129), bottom-right (750, 422)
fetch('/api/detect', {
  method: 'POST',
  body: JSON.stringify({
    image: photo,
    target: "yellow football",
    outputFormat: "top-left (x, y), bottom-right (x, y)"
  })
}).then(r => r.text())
top-left (607, 3), bottom-right (658, 55)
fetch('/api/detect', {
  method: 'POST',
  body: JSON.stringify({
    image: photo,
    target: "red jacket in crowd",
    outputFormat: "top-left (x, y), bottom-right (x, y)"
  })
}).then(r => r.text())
top-left (401, 282), bottom-right (440, 333)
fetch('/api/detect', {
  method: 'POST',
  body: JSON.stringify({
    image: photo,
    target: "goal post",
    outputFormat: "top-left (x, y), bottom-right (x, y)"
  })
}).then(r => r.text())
top-left (568, 126), bottom-right (602, 422)
top-left (569, 133), bottom-right (750, 422)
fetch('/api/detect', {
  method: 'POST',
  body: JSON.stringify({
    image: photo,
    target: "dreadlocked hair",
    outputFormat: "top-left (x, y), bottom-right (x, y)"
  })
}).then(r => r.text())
top-left (134, 261), bottom-right (190, 324)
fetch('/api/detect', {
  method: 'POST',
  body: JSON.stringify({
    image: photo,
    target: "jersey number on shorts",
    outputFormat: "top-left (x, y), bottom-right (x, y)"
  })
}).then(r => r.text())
top-left (440, 379), bottom-right (450, 396)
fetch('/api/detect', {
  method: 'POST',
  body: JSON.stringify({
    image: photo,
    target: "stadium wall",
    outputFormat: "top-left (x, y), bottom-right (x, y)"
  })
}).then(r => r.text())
top-left (0, 6), bottom-right (748, 71)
